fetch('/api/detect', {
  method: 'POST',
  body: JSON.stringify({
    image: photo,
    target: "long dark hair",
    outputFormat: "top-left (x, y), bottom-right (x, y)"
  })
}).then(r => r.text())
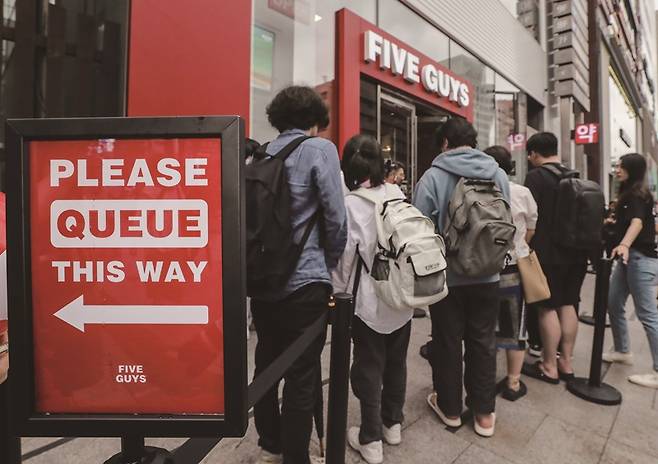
top-left (618, 153), bottom-right (651, 204)
top-left (341, 135), bottom-right (385, 191)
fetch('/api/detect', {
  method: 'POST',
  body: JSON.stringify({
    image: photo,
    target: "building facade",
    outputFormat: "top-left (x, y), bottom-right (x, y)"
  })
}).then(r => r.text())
top-left (1, 0), bottom-right (657, 198)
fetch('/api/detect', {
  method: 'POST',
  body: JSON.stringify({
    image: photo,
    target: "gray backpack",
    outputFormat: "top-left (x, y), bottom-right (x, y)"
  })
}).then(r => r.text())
top-left (443, 178), bottom-right (515, 278)
top-left (349, 184), bottom-right (448, 310)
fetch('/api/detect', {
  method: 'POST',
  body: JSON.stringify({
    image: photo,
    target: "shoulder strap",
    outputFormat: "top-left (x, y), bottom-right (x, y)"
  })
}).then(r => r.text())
top-left (273, 136), bottom-right (314, 163)
top-left (541, 164), bottom-right (579, 179)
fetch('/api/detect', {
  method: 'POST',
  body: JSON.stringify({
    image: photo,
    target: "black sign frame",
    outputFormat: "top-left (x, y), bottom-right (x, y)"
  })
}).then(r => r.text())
top-left (5, 116), bottom-right (247, 438)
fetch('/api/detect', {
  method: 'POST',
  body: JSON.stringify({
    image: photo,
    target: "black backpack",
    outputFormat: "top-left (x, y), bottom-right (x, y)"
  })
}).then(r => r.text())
top-left (245, 136), bottom-right (317, 296)
top-left (542, 164), bottom-right (605, 250)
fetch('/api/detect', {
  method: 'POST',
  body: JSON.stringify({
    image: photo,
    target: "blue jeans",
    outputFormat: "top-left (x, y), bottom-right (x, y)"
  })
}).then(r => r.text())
top-left (607, 249), bottom-right (658, 372)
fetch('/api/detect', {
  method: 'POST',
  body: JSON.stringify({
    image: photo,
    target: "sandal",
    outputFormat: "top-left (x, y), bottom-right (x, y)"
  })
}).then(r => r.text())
top-left (427, 392), bottom-right (462, 428)
top-left (502, 380), bottom-right (528, 401)
top-left (558, 370), bottom-right (575, 381)
top-left (522, 361), bottom-right (559, 385)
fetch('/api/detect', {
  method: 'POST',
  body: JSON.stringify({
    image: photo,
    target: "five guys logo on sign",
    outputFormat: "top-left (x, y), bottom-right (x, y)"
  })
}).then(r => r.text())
top-left (30, 138), bottom-right (224, 415)
top-left (364, 30), bottom-right (470, 108)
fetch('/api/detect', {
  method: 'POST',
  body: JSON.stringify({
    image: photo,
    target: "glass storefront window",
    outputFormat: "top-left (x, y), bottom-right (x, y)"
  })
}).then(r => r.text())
top-left (1, 0), bottom-right (128, 187)
top-left (251, 0), bottom-right (376, 143)
top-left (494, 74), bottom-right (523, 178)
top-left (449, 43), bottom-right (495, 150)
top-left (609, 73), bottom-right (638, 162)
top-left (377, 0), bottom-right (449, 68)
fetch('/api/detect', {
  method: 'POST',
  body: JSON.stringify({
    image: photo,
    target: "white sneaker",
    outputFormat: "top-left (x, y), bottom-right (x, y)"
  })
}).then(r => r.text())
top-left (382, 423), bottom-right (401, 445)
top-left (602, 350), bottom-right (634, 365)
top-left (473, 413), bottom-right (496, 438)
top-left (347, 427), bottom-right (383, 464)
top-left (628, 373), bottom-right (658, 389)
top-left (426, 392), bottom-right (462, 428)
top-left (255, 449), bottom-right (283, 464)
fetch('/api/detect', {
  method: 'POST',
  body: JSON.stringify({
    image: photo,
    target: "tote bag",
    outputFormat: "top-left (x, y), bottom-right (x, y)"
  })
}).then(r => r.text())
top-left (516, 251), bottom-right (551, 304)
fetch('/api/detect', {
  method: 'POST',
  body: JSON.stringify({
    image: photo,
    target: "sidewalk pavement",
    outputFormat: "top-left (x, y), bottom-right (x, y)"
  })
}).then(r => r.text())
top-left (20, 274), bottom-right (658, 463)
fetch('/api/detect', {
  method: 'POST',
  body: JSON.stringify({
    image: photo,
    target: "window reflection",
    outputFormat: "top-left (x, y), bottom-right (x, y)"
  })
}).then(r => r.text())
top-left (251, 0), bottom-right (377, 143)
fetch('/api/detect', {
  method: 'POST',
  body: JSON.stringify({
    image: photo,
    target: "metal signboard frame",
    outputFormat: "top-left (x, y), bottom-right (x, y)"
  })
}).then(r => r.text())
top-left (5, 116), bottom-right (247, 438)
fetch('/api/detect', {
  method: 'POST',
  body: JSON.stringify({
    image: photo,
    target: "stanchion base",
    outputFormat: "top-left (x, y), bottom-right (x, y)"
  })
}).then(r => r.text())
top-left (566, 377), bottom-right (622, 406)
top-left (104, 447), bottom-right (175, 464)
top-left (578, 314), bottom-right (610, 328)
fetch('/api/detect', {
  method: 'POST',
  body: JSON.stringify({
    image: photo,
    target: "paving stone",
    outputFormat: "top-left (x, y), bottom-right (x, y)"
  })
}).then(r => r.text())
top-left (453, 444), bottom-right (516, 464)
top-left (520, 416), bottom-right (607, 464)
top-left (599, 439), bottom-right (658, 464)
top-left (375, 415), bottom-right (471, 464)
top-left (24, 437), bottom-right (120, 464)
top-left (455, 393), bottom-right (546, 464)
top-left (609, 399), bottom-right (658, 459)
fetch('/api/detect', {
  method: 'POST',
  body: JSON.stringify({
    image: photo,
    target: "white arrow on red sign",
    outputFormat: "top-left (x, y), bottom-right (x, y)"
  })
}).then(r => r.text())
top-left (54, 295), bottom-right (209, 332)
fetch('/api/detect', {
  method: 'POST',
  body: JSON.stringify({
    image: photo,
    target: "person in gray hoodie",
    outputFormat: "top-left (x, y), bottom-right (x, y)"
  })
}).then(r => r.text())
top-left (414, 118), bottom-right (510, 437)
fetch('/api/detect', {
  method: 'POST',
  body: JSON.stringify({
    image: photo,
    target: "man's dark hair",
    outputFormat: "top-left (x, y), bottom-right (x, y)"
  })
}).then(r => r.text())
top-left (435, 117), bottom-right (478, 150)
top-left (266, 85), bottom-right (330, 133)
top-left (484, 145), bottom-right (513, 175)
top-left (526, 132), bottom-right (558, 157)
top-left (341, 135), bottom-right (385, 191)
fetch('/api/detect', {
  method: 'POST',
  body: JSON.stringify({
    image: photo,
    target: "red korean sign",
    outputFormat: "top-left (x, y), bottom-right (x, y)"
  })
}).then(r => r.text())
top-left (575, 123), bottom-right (600, 145)
top-left (29, 138), bottom-right (224, 415)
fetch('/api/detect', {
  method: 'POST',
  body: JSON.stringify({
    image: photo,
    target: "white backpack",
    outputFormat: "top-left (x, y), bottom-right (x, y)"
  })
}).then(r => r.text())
top-left (349, 184), bottom-right (448, 311)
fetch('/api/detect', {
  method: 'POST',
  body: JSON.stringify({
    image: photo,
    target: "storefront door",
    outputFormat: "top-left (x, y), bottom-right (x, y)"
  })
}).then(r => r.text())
top-left (379, 91), bottom-right (416, 195)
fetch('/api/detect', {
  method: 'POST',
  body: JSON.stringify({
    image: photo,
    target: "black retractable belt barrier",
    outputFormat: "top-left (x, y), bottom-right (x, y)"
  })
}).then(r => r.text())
top-left (326, 293), bottom-right (355, 464)
top-left (1, 378), bottom-right (21, 464)
top-left (567, 258), bottom-right (622, 405)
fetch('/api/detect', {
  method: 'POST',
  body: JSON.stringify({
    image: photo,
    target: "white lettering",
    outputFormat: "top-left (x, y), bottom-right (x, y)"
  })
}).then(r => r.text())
top-left (404, 53), bottom-right (420, 83)
top-left (187, 260), bottom-right (208, 283)
top-left (185, 159), bottom-right (208, 186)
top-left (421, 64), bottom-right (438, 93)
top-left (380, 38), bottom-right (391, 70)
top-left (102, 159), bottom-right (125, 187)
top-left (52, 261), bottom-right (71, 282)
top-left (449, 76), bottom-right (461, 102)
top-left (127, 159), bottom-right (155, 187)
top-left (77, 160), bottom-right (99, 187)
top-left (137, 261), bottom-right (164, 282)
top-left (459, 83), bottom-right (470, 107)
top-left (164, 261), bottom-right (185, 282)
top-left (50, 160), bottom-right (74, 187)
top-left (437, 71), bottom-right (451, 97)
top-left (391, 43), bottom-right (407, 76)
top-left (156, 158), bottom-right (182, 187)
top-left (364, 30), bottom-right (383, 63)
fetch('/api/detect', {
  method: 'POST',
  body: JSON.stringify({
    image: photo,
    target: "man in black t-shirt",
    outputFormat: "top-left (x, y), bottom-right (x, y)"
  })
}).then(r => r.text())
top-left (521, 132), bottom-right (588, 384)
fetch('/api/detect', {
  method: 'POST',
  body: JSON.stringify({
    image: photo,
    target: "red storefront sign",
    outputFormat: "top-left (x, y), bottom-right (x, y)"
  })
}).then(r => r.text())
top-left (337, 9), bottom-right (474, 150)
top-left (29, 138), bottom-right (224, 414)
top-left (575, 123), bottom-right (600, 144)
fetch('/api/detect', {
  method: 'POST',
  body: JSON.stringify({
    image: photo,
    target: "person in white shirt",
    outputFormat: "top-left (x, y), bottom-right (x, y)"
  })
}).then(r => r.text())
top-left (484, 146), bottom-right (538, 401)
top-left (333, 135), bottom-right (413, 464)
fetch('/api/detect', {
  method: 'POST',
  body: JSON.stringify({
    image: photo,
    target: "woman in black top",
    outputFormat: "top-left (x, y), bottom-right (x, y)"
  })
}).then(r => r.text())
top-left (605, 153), bottom-right (658, 389)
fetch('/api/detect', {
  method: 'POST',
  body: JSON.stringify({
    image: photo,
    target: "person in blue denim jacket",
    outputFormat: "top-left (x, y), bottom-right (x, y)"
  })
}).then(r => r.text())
top-left (251, 86), bottom-right (347, 464)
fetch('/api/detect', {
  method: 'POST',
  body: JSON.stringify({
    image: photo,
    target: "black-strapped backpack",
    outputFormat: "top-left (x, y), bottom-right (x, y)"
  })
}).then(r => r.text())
top-left (245, 136), bottom-right (317, 296)
top-left (542, 164), bottom-right (605, 250)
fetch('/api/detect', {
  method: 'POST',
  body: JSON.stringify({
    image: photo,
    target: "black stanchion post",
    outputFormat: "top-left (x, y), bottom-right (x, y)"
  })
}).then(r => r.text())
top-left (326, 293), bottom-right (354, 464)
top-left (567, 258), bottom-right (622, 405)
top-left (0, 379), bottom-right (21, 464)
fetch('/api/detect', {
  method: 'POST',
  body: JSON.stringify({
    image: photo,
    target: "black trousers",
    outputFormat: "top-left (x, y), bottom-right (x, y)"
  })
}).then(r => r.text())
top-left (429, 282), bottom-right (499, 417)
top-left (350, 317), bottom-right (411, 445)
top-left (252, 283), bottom-right (329, 464)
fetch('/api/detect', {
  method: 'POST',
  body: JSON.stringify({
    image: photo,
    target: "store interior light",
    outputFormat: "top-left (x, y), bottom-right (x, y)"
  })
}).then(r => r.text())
top-left (314, 14), bottom-right (322, 22)
top-left (383, 146), bottom-right (392, 152)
